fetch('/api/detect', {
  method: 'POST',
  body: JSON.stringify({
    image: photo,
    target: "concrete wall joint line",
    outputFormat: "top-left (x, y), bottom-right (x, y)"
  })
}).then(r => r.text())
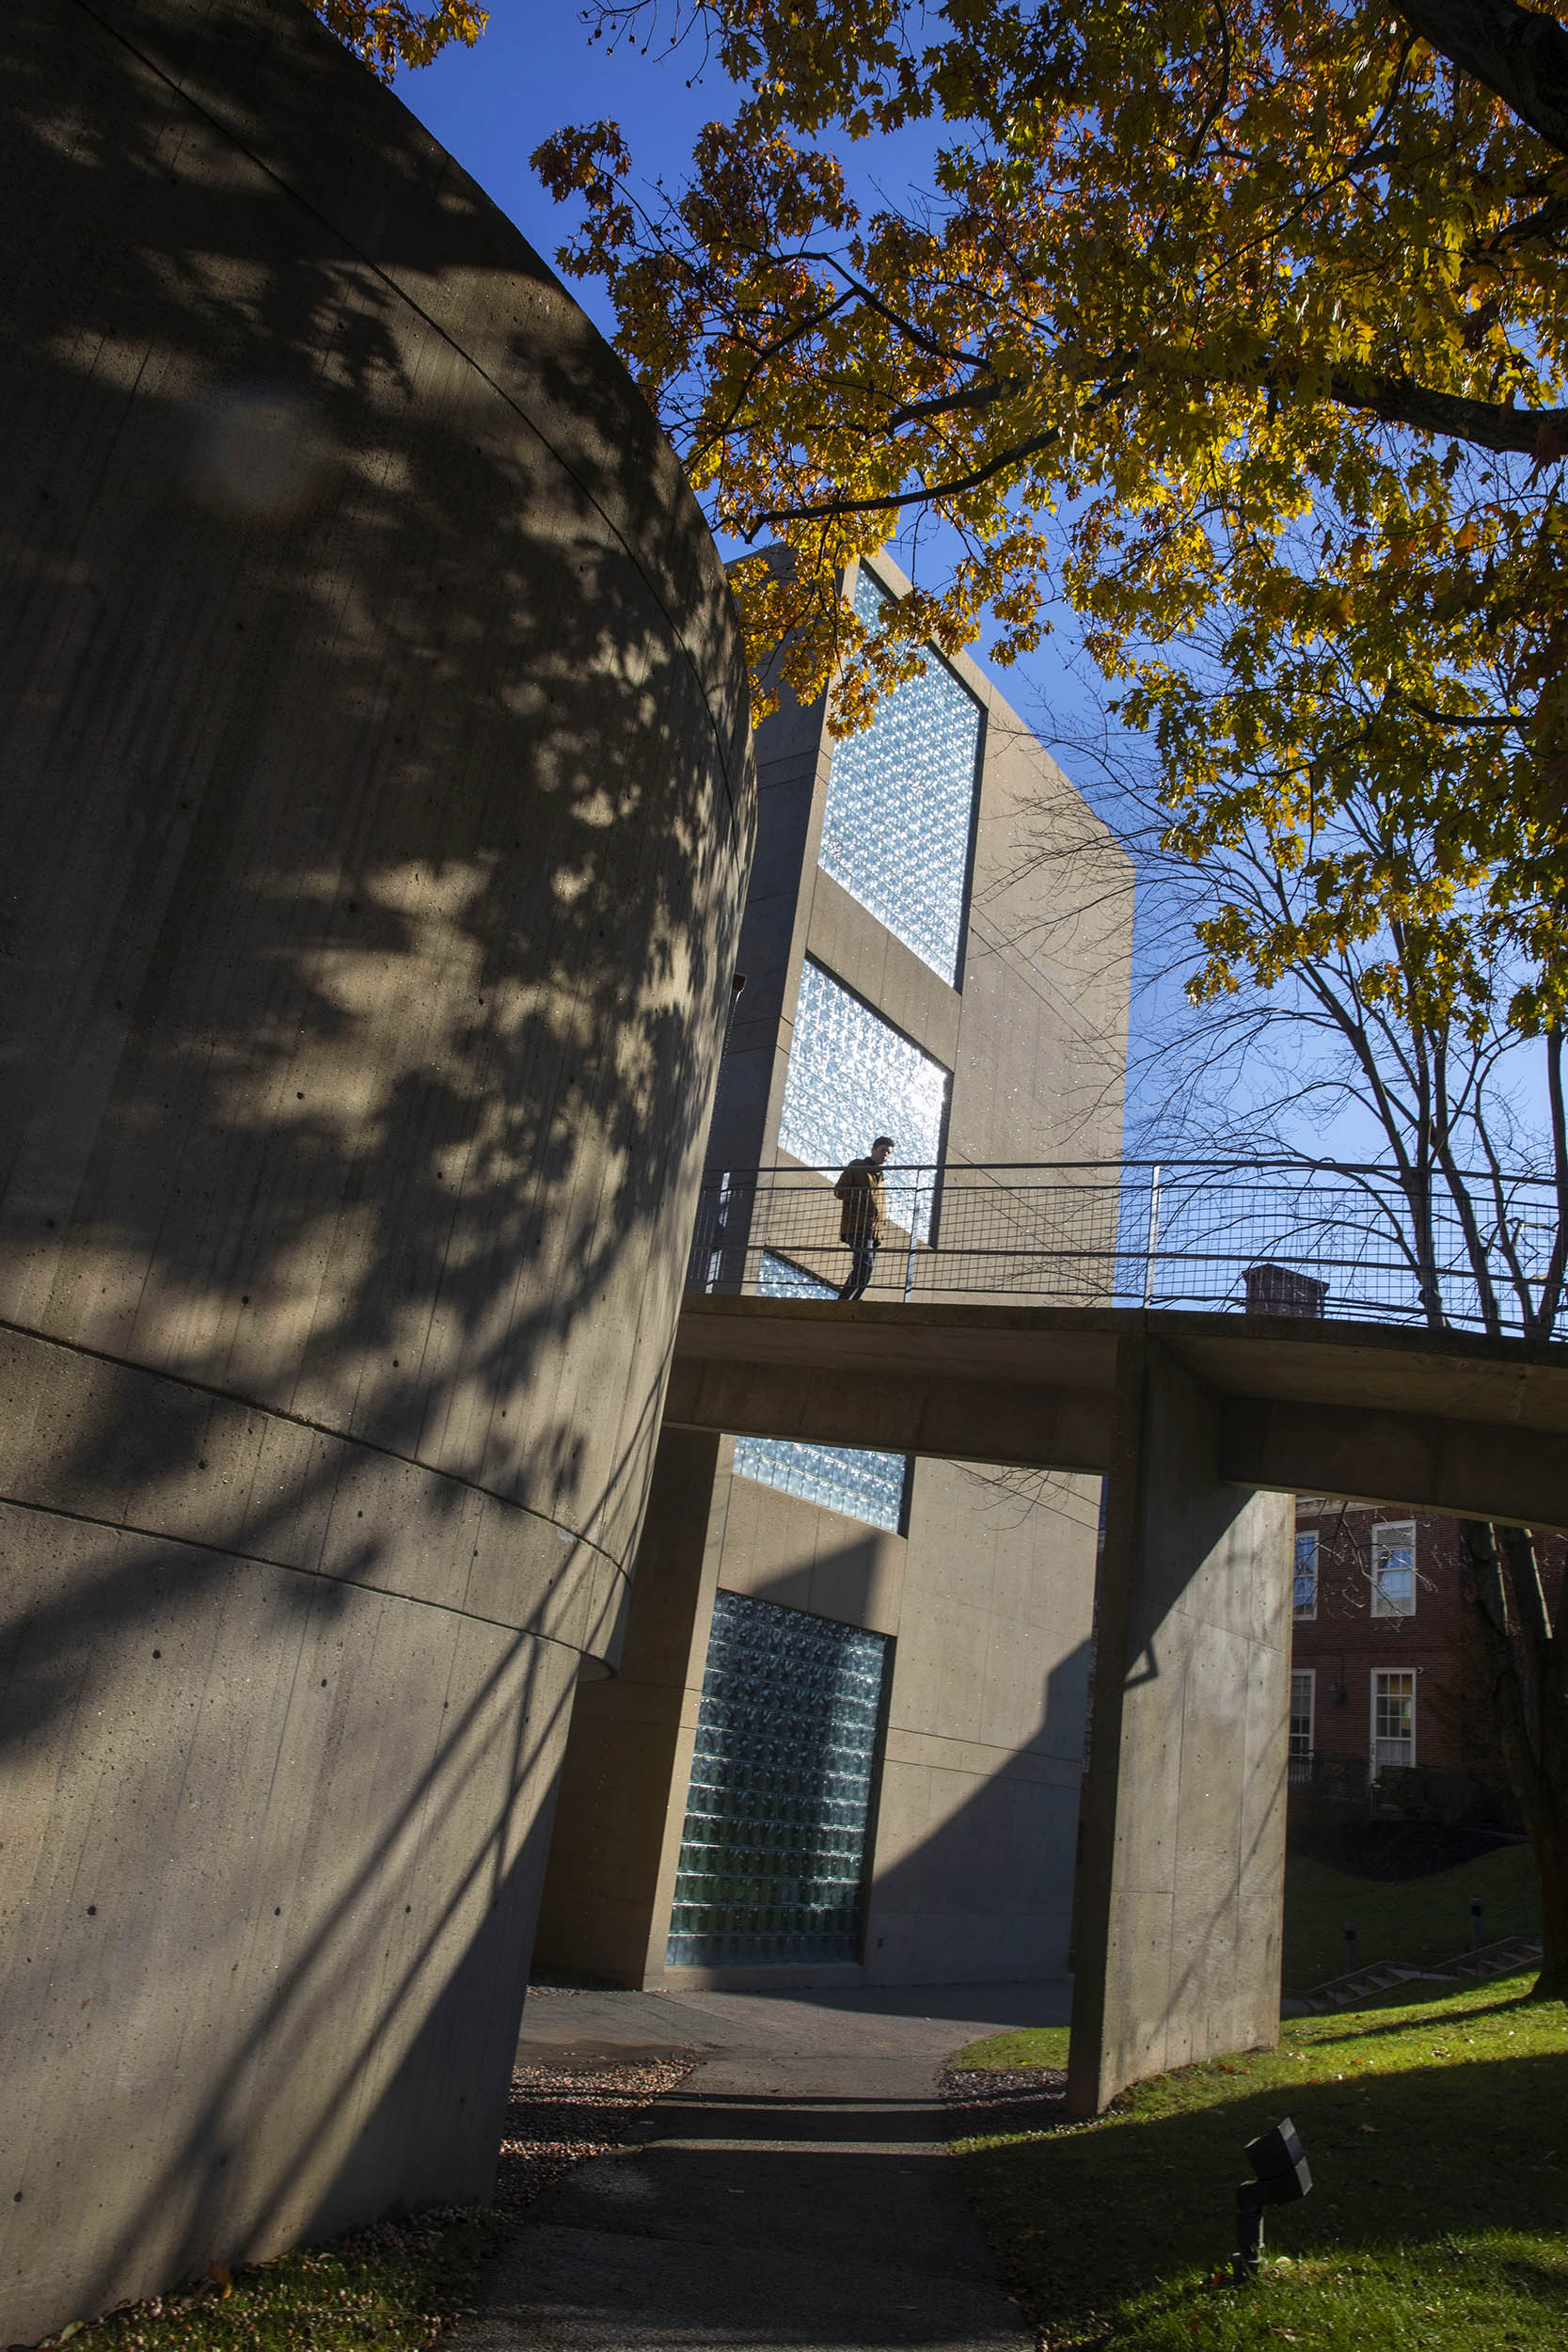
top-left (63, 0), bottom-right (750, 822)
top-left (0, 1486), bottom-right (612, 1649)
top-left (0, 1312), bottom-right (622, 1576)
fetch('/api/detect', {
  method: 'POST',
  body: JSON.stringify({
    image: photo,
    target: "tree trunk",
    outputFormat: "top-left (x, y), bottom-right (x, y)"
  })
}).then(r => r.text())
top-left (1532, 1817), bottom-right (1568, 2003)
top-left (1460, 1520), bottom-right (1568, 2001)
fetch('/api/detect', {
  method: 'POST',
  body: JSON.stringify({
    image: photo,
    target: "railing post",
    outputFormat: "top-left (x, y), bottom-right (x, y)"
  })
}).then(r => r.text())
top-left (905, 1176), bottom-right (923, 1303)
top-left (1142, 1163), bottom-right (1163, 1309)
top-left (706, 1168), bottom-right (730, 1294)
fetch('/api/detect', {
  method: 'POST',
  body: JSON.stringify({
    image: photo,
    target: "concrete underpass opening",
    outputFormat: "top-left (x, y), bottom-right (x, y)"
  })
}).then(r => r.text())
top-left (653, 1290), bottom-right (1568, 2118)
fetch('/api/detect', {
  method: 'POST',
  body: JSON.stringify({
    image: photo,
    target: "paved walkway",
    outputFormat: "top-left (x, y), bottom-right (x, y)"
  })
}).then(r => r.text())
top-left (456, 1979), bottom-right (1072, 2352)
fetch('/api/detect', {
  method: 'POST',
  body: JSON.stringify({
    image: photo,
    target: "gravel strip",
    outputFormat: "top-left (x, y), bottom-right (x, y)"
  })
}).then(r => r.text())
top-left (941, 2064), bottom-right (1068, 2141)
top-left (489, 2054), bottom-right (695, 2217)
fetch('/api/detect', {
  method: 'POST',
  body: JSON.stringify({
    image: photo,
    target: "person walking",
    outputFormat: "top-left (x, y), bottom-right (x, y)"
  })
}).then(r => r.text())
top-left (833, 1136), bottom-right (893, 1301)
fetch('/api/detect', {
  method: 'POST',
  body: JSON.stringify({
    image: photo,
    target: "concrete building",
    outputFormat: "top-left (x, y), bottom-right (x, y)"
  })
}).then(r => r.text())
top-left (0, 1), bottom-right (752, 2339)
top-left (535, 554), bottom-right (1133, 1991)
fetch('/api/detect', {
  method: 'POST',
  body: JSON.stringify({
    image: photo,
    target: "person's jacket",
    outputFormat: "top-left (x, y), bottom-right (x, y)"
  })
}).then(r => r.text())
top-left (834, 1157), bottom-right (887, 1244)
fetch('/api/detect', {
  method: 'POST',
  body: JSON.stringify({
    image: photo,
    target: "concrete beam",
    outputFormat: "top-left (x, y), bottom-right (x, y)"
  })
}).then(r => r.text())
top-left (673, 1297), bottom-right (1568, 1531)
top-left (1218, 1396), bottom-right (1568, 1534)
top-left (662, 1358), bottom-right (1115, 1473)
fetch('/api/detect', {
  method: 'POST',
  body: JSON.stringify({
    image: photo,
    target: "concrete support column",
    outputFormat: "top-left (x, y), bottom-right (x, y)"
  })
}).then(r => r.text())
top-left (532, 1430), bottom-right (726, 1986)
top-left (1068, 1341), bottom-right (1292, 2118)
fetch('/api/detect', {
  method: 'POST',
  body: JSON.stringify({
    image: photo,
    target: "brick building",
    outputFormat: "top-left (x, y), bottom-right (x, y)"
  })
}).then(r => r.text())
top-left (1290, 1502), bottom-right (1564, 1822)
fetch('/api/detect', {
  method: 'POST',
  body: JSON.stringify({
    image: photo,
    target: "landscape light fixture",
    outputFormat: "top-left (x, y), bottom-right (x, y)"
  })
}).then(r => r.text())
top-left (1231, 2117), bottom-right (1312, 2283)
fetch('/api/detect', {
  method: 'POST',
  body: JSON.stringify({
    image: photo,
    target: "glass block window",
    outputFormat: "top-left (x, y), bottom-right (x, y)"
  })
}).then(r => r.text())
top-left (817, 567), bottom-right (982, 983)
top-left (1292, 1532), bottom-right (1318, 1619)
top-left (666, 1590), bottom-right (889, 1968)
top-left (733, 1254), bottom-right (909, 1531)
top-left (1370, 1521), bottom-right (1416, 1616)
top-left (777, 960), bottom-right (948, 1241)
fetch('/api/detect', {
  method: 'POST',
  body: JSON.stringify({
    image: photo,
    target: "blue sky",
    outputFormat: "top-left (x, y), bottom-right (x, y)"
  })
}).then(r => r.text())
top-left (401, 7), bottom-right (958, 342)
top-left (396, 23), bottom-right (1230, 1148)
top-left (397, 13), bottom-right (1103, 741)
top-left (401, 9), bottom-right (721, 352)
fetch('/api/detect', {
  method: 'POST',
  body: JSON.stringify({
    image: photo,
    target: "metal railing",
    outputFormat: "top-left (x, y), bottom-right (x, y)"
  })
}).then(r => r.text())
top-left (686, 1158), bottom-right (1563, 1337)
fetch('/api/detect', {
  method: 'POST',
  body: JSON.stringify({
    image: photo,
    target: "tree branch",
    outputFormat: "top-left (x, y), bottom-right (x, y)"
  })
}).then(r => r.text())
top-left (749, 425), bottom-right (1067, 528)
top-left (1326, 371), bottom-right (1568, 455)
top-left (1398, 0), bottom-right (1568, 158)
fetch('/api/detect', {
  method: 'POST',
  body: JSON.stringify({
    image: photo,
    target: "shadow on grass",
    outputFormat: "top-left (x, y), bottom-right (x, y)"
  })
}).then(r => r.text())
top-left (1281, 1845), bottom-right (1541, 1988)
top-left (958, 2013), bottom-right (1568, 2346)
top-left (1303, 1985), bottom-right (1544, 2043)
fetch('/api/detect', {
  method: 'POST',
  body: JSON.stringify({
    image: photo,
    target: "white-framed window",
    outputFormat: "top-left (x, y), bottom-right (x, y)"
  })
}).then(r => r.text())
top-left (1289, 1669), bottom-right (1315, 1759)
top-left (1370, 1520), bottom-right (1417, 1616)
top-left (1292, 1531), bottom-right (1319, 1619)
top-left (1372, 1669), bottom-right (1416, 1771)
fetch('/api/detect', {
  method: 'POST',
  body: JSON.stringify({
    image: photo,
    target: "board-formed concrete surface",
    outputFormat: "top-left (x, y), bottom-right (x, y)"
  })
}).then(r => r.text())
top-left (457, 1983), bottom-right (1065, 2352)
top-left (1068, 1343), bottom-right (1292, 2116)
top-left (0, 1), bottom-right (753, 2339)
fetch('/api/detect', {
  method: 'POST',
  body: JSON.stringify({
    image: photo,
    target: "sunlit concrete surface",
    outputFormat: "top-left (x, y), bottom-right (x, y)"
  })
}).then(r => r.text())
top-left (0, 0), bottom-right (753, 2338)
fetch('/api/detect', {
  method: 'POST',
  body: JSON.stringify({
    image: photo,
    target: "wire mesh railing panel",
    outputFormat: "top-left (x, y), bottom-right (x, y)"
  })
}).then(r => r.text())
top-left (685, 1160), bottom-right (1563, 1338)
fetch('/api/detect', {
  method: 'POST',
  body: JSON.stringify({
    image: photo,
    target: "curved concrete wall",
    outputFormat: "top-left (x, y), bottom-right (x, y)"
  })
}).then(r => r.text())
top-left (0, 0), bottom-right (754, 2335)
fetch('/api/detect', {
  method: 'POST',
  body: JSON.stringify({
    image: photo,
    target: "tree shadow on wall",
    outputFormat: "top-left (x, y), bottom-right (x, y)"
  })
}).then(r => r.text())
top-left (0, 0), bottom-right (751, 2325)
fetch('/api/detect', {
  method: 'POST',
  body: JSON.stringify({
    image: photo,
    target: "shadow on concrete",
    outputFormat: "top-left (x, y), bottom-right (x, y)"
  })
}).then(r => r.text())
top-left (4, 0), bottom-right (741, 1643)
top-left (2, 0), bottom-right (750, 2332)
top-left (464, 2065), bottom-right (1034, 2350)
top-left (698, 1472), bottom-right (1096, 1991)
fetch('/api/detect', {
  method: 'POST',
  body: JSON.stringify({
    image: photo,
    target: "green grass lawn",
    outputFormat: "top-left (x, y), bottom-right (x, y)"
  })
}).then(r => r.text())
top-left (35, 2207), bottom-right (499, 2352)
top-left (951, 1979), bottom-right (1568, 2350)
top-left (1282, 1840), bottom-right (1542, 1988)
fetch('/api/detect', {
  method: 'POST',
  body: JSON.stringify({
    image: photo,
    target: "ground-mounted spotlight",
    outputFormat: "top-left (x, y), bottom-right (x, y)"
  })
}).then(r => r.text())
top-left (1231, 2117), bottom-right (1311, 2283)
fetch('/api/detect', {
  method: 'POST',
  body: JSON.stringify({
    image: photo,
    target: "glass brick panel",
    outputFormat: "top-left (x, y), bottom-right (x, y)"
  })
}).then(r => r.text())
top-left (777, 961), bottom-right (948, 1241)
top-left (665, 1590), bottom-right (889, 1967)
top-left (817, 568), bottom-right (983, 984)
top-left (732, 1254), bottom-right (910, 1531)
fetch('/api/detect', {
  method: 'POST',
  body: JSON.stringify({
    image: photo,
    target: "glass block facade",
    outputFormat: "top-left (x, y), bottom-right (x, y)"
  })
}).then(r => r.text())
top-left (665, 1590), bottom-right (890, 1967)
top-left (777, 960), bottom-right (948, 1242)
top-left (732, 1254), bottom-right (910, 1531)
top-left (816, 567), bottom-right (983, 984)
